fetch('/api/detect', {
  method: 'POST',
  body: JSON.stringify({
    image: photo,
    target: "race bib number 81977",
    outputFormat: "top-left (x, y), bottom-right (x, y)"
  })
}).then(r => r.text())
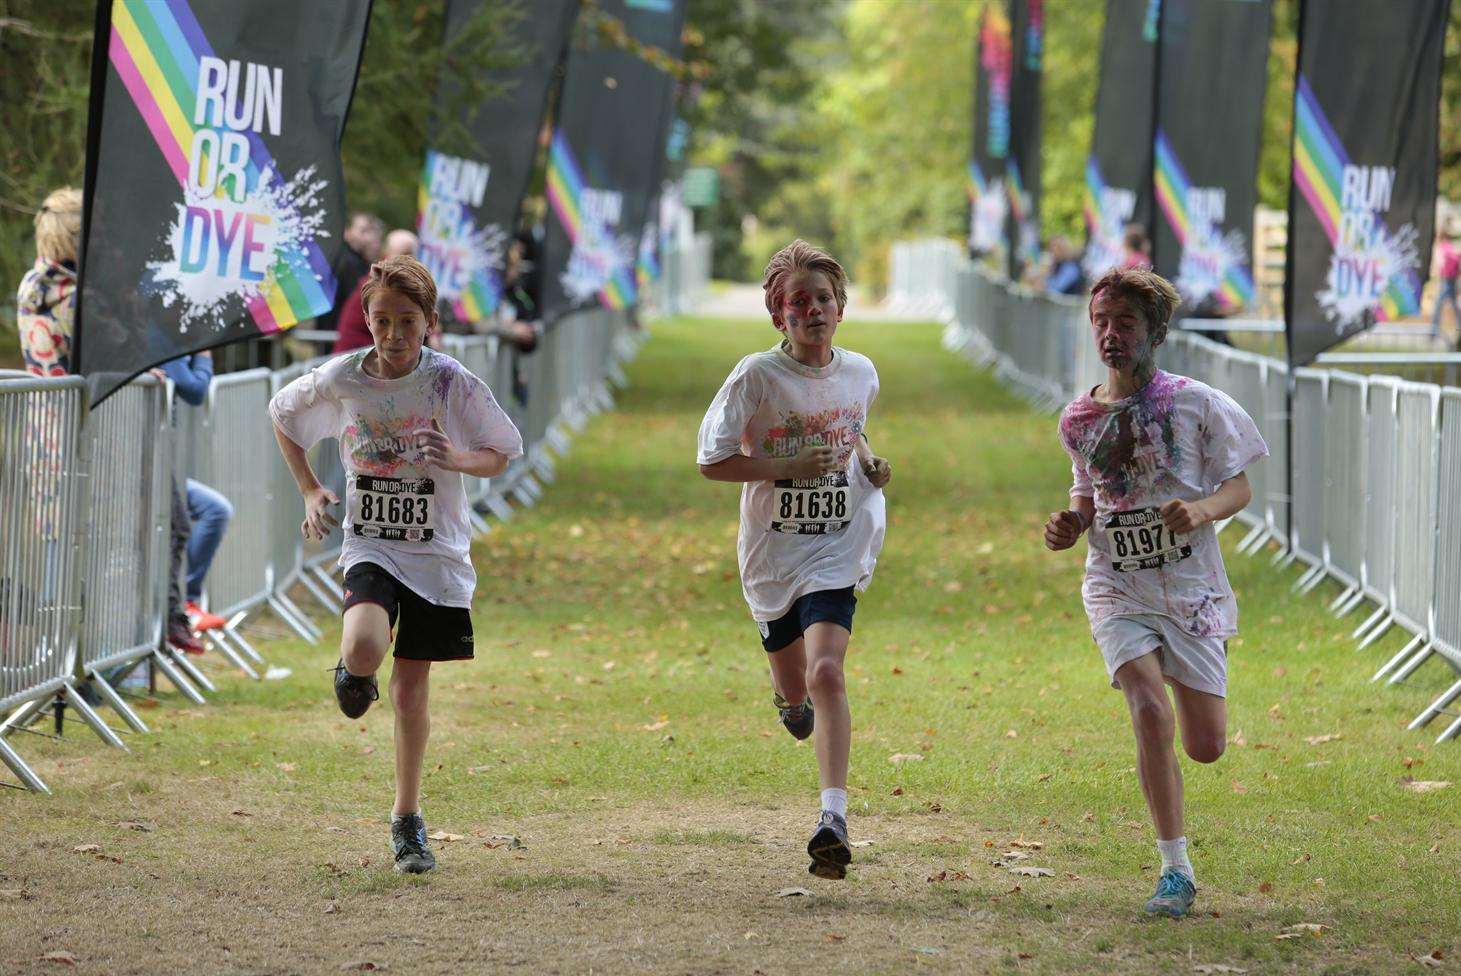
top-left (1105, 506), bottom-right (1191, 572)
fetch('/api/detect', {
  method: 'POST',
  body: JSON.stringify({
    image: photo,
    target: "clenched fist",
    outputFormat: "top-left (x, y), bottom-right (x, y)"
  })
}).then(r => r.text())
top-left (1043, 509), bottom-right (1086, 551)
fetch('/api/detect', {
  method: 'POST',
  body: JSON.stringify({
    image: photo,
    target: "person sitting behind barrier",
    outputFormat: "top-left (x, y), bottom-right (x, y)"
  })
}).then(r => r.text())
top-left (1045, 235), bottom-right (1085, 297)
top-left (17, 187), bottom-right (82, 377)
top-left (333, 230), bottom-right (442, 354)
top-left (151, 351), bottom-right (233, 650)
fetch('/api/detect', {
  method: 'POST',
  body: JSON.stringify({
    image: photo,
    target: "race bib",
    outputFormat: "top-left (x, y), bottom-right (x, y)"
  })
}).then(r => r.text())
top-left (350, 474), bottom-right (436, 542)
top-left (1105, 507), bottom-right (1191, 572)
top-left (771, 472), bottom-right (850, 535)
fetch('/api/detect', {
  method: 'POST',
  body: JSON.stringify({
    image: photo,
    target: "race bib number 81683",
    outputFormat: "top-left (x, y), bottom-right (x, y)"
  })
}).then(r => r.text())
top-left (1106, 507), bottom-right (1191, 572)
top-left (350, 474), bottom-right (436, 542)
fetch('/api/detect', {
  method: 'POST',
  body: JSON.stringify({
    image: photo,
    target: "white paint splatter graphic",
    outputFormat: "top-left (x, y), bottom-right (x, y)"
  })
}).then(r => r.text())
top-left (1317, 221), bottom-right (1419, 331)
top-left (1176, 225), bottom-right (1247, 308)
top-left (418, 207), bottom-right (507, 309)
top-left (145, 165), bottom-right (331, 332)
top-left (561, 220), bottom-right (636, 304)
top-left (970, 178), bottom-right (1008, 255)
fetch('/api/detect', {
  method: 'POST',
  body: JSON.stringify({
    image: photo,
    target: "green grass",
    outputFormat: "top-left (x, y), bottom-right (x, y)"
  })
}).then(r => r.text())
top-left (1, 315), bottom-right (1457, 974)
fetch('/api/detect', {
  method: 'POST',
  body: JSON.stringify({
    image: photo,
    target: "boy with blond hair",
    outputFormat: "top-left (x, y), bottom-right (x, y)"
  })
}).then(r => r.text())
top-left (698, 239), bottom-right (892, 879)
top-left (270, 255), bottom-right (522, 873)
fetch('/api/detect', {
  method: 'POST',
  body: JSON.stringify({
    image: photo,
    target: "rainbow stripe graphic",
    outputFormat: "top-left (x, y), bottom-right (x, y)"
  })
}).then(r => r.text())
top-left (107, 0), bottom-right (333, 332)
top-left (545, 130), bottom-right (636, 310)
top-left (1293, 74), bottom-right (1421, 321)
top-left (1005, 158), bottom-right (1038, 266)
top-left (968, 160), bottom-right (988, 204)
top-left (415, 151), bottom-right (500, 323)
top-left (1082, 156), bottom-right (1103, 238)
top-left (1153, 130), bottom-right (1255, 310)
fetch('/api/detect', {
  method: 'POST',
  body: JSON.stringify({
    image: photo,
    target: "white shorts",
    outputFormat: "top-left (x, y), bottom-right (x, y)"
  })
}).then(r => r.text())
top-left (1091, 613), bottom-right (1227, 698)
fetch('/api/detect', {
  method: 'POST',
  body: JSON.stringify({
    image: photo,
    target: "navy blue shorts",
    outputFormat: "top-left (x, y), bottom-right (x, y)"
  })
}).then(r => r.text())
top-left (759, 587), bottom-right (857, 653)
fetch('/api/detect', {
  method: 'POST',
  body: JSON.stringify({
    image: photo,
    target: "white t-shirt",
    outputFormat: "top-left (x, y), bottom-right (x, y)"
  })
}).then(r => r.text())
top-left (697, 343), bottom-right (887, 622)
top-left (1059, 370), bottom-right (1267, 638)
top-left (269, 346), bottom-right (523, 607)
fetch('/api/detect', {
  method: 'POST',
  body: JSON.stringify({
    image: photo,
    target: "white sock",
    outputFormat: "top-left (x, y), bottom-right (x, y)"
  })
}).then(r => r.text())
top-left (820, 788), bottom-right (847, 818)
top-left (1157, 836), bottom-right (1193, 880)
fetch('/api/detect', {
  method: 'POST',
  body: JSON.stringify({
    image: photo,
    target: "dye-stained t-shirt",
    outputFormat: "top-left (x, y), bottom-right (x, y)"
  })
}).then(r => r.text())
top-left (697, 342), bottom-right (886, 622)
top-left (269, 346), bottom-right (523, 607)
top-left (1058, 370), bottom-right (1267, 638)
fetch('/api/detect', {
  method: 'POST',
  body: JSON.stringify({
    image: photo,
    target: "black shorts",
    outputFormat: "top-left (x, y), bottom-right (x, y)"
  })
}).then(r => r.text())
top-left (341, 562), bottom-right (474, 662)
top-left (759, 587), bottom-right (857, 653)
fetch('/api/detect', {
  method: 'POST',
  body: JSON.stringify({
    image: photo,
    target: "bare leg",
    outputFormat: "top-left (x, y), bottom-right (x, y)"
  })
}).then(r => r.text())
top-left (390, 658), bottom-right (432, 817)
top-left (1169, 678), bottom-right (1227, 764)
top-left (341, 603), bottom-right (391, 677)
top-left (804, 622), bottom-right (851, 791)
top-left (1115, 652), bottom-right (1184, 840)
top-left (766, 637), bottom-right (808, 704)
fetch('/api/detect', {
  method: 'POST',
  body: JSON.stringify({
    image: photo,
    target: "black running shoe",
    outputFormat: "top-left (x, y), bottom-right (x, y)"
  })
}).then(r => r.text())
top-left (332, 659), bottom-right (378, 719)
top-left (774, 693), bottom-right (814, 740)
top-left (391, 813), bottom-right (437, 874)
top-left (807, 810), bottom-right (852, 880)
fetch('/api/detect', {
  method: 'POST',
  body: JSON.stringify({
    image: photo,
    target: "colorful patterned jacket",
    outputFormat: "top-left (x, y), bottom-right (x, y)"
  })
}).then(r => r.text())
top-left (16, 258), bottom-right (76, 377)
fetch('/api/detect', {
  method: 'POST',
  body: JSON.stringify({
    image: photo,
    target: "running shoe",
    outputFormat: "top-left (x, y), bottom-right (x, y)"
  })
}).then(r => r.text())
top-left (166, 620), bottom-right (206, 656)
top-left (332, 659), bottom-right (378, 719)
top-left (391, 813), bottom-right (437, 874)
top-left (1144, 867), bottom-right (1197, 918)
top-left (807, 810), bottom-right (852, 880)
top-left (185, 600), bottom-right (228, 632)
top-left (773, 693), bottom-right (814, 740)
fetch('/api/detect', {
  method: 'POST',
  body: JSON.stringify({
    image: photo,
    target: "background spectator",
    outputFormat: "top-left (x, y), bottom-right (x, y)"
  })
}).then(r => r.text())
top-left (17, 187), bottom-right (82, 377)
top-left (316, 212), bottom-right (384, 333)
top-left (1045, 235), bottom-right (1085, 297)
top-left (333, 229), bottom-right (421, 354)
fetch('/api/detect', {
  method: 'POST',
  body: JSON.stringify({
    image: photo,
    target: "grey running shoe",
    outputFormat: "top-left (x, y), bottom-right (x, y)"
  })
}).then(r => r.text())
top-left (332, 659), bottom-right (378, 719)
top-left (773, 693), bottom-right (814, 740)
top-left (807, 810), bottom-right (852, 880)
top-left (391, 813), bottom-right (437, 874)
top-left (1144, 867), bottom-right (1196, 918)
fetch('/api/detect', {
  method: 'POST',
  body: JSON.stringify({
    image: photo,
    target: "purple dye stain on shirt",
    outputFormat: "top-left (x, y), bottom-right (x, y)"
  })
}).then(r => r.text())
top-left (1059, 370), bottom-right (1190, 506)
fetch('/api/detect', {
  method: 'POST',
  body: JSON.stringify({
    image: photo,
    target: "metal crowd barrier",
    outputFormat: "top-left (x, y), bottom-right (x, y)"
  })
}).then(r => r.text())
top-left (923, 242), bottom-right (1461, 743)
top-left (0, 299), bottom-right (653, 792)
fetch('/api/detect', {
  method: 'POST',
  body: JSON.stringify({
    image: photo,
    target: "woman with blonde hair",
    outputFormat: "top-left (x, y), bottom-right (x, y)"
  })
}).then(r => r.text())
top-left (17, 187), bottom-right (82, 377)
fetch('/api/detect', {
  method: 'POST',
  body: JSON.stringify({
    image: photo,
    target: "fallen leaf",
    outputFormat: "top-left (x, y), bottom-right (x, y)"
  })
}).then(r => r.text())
top-left (850, 840), bottom-right (874, 849)
top-left (1231, 780), bottom-right (1249, 794)
top-left (1008, 837), bottom-right (1043, 850)
top-left (1400, 779), bottom-right (1452, 793)
top-left (912, 947), bottom-right (944, 956)
top-left (641, 720), bottom-right (669, 731)
top-left (0, 889), bottom-right (28, 900)
top-left (1037, 773), bottom-right (1052, 782)
top-left (1009, 866), bottom-right (1054, 877)
top-left (40, 951), bottom-right (77, 966)
top-left (426, 830), bottom-right (464, 843)
top-left (115, 820), bottom-right (154, 832)
top-left (776, 886), bottom-right (814, 898)
top-left (1004, 729), bottom-right (1018, 739)
top-left (824, 932), bottom-right (845, 942)
top-left (72, 844), bottom-right (101, 853)
top-left (999, 850), bottom-right (1031, 861)
top-left (1193, 965), bottom-right (1248, 974)
top-left (1413, 950), bottom-right (1446, 969)
top-left (276, 763), bottom-right (296, 772)
top-left (485, 834), bottom-right (525, 850)
top-left (888, 753), bottom-right (924, 763)
top-left (943, 581), bottom-right (963, 592)
top-left (1258, 881), bottom-right (1273, 893)
top-left (890, 787), bottom-right (904, 796)
top-left (361, 746), bottom-right (375, 756)
top-left (339, 962), bottom-right (387, 972)
top-left (1290, 853), bottom-right (1311, 864)
top-left (1081, 812), bottom-right (1095, 823)
top-left (324, 901), bottom-right (338, 915)
top-left (1305, 733), bottom-right (1342, 746)
top-left (1276, 923), bottom-right (1329, 939)
top-left (231, 810), bottom-right (252, 817)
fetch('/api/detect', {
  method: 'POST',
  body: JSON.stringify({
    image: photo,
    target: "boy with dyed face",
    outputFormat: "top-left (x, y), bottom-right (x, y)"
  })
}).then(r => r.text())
top-left (1042, 267), bottom-right (1266, 917)
top-left (698, 240), bottom-right (891, 880)
top-left (270, 256), bottom-right (523, 874)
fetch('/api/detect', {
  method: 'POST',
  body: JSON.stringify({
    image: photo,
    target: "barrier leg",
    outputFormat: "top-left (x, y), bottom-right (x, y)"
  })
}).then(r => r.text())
top-left (1272, 548), bottom-right (1298, 569)
top-left (86, 671), bottom-right (150, 734)
top-left (1292, 563), bottom-right (1325, 593)
top-left (61, 682), bottom-right (128, 752)
top-left (270, 592), bottom-right (324, 642)
top-left (1372, 634), bottom-right (1424, 682)
top-left (485, 493), bottom-right (515, 523)
top-left (1408, 677), bottom-right (1461, 729)
top-left (310, 565), bottom-right (345, 602)
top-left (1353, 606), bottom-right (1389, 641)
top-left (1327, 585), bottom-right (1357, 613)
top-left (1334, 589), bottom-right (1367, 617)
top-left (1386, 641), bottom-right (1435, 685)
top-left (1237, 522), bottom-right (1266, 552)
top-left (150, 650), bottom-right (206, 704)
top-left (1357, 615), bottom-right (1396, 652)
top-left (0, 735), bottom-right (49, 794)
top-left (290, 573), bottom-right (338, 621)
top-left (0, 697), bottom-right (48, 737)
top-left (171, 646), bottom-right (220, 691)
top-left (221, 625), bottom-right (265, 667)
top-left (1297, 566), bottom-right (1328, 595)
top-left (1437, 711), bottom-right (1461, 743)
top-left (467, 508), bottom-right (492, 537)
top-left (203, 634), bottom-right (262, 677)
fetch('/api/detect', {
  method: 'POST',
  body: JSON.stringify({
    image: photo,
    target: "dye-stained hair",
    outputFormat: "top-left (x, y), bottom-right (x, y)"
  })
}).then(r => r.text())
top-left (1088, 266), bottom-right (1181, 346)
top-left (762, 239), bottom-right (848, 323)
top-left (360, 255), bottom-right (438, 321)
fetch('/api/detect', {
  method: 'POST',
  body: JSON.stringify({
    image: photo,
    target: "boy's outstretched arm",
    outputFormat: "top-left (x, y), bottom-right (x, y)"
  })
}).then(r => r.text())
top-left (1160, 472), bottom-right (1251, 534)
top-left (273, 423), bottom-right (339, 541)
top-left (1044, 495), bottom-right (1095, 551)
top-left (699, 443), bottom-right (839, 483)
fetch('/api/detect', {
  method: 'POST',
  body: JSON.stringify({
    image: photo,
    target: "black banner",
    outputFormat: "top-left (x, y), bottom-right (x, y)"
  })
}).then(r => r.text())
top-left (1005, 0), bottom-right (1043, 280)
top-left (417, 0), bottom-right (577, 324)
top-left (1285, 0), bottom-right (1450, 366)
top-left (969, 2), bottom-right (1012, 258)
top-left (77, 0), bottom-right (371, 403)
top-left (1083, 0), bottom-right (1159, 280)
top-left (539, 0), bottom-right (686, 323)
top-left (1153, 0), bottom-right (1271, 315)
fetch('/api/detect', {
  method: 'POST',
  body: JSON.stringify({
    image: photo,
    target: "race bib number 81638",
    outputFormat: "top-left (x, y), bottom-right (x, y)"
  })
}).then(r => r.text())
top-left (771, 472), bottom-right (850, 535)
top-left (1106, 506), bottom-right (1190, 572)
top-left (350, 474), bottom-right (436, 542)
